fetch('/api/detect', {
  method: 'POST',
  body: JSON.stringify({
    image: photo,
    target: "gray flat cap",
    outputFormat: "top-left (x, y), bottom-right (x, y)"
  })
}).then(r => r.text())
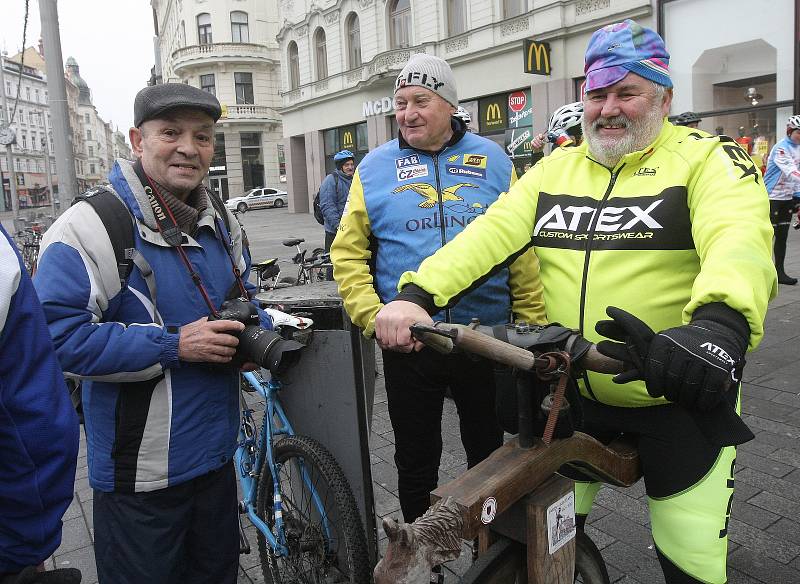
top-left (134, 83), bottom-right (222, 127)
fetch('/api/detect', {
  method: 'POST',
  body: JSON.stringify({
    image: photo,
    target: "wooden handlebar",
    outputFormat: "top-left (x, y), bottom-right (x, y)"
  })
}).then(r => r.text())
top-left (411, 322), bottom-right (624, 375)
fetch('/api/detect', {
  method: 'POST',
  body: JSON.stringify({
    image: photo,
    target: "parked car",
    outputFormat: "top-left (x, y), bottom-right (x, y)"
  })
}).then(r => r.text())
top-left (225, 187), bottom-right (288, 212)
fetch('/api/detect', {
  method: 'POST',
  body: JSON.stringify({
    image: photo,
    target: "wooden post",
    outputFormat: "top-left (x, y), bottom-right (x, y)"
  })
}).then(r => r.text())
top-left (525, 475), bottom-right (575, 583)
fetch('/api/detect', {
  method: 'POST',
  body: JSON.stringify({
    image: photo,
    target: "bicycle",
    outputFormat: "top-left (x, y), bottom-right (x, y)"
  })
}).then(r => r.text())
top-left (235, 312), bottom-right (371, 583)
top-left (374, 321), bottom-right (641, 584)
top-left (252, 238), bottom-right (332, 291)
top-left (14, 224), bottom-right (44, 275)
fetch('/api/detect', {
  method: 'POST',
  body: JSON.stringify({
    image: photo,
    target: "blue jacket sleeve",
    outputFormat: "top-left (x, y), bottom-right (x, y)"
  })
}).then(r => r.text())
top-left (319, 173), bottom-right (342, 232)
top-left (0, 226), bottom-right (78, 571)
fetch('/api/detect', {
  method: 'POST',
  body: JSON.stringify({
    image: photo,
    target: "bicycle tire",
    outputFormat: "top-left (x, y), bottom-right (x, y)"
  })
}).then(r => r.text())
top-left (255, 435), bottom-right (371, 584)
top-left (461, 530), bottom-right (609, 584)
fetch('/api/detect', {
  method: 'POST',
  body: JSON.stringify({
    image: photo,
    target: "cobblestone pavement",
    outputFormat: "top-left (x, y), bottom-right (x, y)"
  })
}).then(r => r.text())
top-left (22, 207), bottom-right (800, 583)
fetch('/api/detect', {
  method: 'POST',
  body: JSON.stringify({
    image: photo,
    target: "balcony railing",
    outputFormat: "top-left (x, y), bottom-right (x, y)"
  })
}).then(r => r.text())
top-left (221, 104), bottom-right (280, 123)
top-left (172, 43), bottom-right (277, 73)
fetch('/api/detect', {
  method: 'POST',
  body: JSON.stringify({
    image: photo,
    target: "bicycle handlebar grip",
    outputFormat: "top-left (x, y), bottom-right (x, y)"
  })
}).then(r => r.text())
top-left (409, 323), bottom-right (455, 354)
top-left (454, 326), bottom-right (538, 371)
top-left (578, 345), bottom-right (625, 375)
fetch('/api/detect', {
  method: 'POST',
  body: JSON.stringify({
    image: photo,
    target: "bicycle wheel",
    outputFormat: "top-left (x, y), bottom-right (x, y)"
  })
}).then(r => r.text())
top-left (255, 435), bottom-right (370, 584)
top-left (461, 530), bottom-right (609, 584)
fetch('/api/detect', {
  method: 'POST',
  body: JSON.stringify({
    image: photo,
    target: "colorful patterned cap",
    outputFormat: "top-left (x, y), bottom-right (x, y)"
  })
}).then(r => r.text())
top-left (584, 19), bottom-right (671, 92)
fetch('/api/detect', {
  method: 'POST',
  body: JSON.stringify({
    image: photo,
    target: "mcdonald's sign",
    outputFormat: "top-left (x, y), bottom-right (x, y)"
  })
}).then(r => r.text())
top-left (340, 126), bottom-right (356, 150)
top-left (479, 95), bottom-right (507, 131)
top-left (523, 39), bottom-right (551, 76)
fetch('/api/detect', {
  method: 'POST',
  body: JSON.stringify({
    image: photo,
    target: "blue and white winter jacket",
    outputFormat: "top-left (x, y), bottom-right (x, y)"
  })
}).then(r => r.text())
top-left (764, 136), bottom-right (800, 201)
top-left (35, 158), bottom-right (269, 493)
top-left (0, 225), bottom-right (78, 571)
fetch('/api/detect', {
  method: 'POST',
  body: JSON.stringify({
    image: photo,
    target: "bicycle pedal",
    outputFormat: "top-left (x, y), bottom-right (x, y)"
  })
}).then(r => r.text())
top-left (238, 512), bottom-right (251, 555)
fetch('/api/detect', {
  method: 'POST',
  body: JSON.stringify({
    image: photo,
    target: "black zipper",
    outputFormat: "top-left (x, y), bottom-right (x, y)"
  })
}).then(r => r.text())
top-left (431, 152), bottom-right (452, 322)
top-left (578, 162), bottom-right (623, 399)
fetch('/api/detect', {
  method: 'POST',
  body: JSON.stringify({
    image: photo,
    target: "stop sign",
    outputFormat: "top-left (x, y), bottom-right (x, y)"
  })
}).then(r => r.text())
top-left (508, 91), bottom-right (527, 113)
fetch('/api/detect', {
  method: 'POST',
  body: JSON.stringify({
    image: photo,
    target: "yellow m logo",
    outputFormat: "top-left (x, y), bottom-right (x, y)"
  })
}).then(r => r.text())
top-left (342, 131), bottom-right (354, 149)
top-left (524, 40), bottom-right (551, 75)
top-left (486, 103), bottom-right (502, 123)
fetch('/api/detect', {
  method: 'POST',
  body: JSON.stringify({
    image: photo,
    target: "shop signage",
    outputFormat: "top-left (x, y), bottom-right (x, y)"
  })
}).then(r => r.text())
top-left (505, 128), bottom-right (534, 159)
top-left (523, 39), bottom-right (551, 76)
top-left (340, 126), bottom-right (356, 150)
top-left (362, 97), bottom-right (395, 118)
top-left (209, 165), bottom-right (226, 172)
top-left (507, 89), bottom-right (532, 129)
top-left (480, 95), bottom-right (507, 132)
top-left (459, 100), bottom-right (480, 133)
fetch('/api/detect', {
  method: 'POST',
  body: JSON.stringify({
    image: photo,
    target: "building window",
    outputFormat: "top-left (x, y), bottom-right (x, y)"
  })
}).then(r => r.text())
top-left (234, 72), bottom-right (254, 104)
top-left (87, 129), bottom-right (92, 141)
top-left (390, 0), bottom-right (411, 49)
top-left (346, 13), bottom-right (362, 69)
top-left (277, 143), bottom-right (286, 182)
top-left (200, 73), bottom-right (216, 95)
top-left (314, 28), bottom-right (328, 80)
top-left (231, 11), bottom-right (249, 43)
top-left (503, 0), bottom-right (526, 18)
top-left (288, 42), bottom-right (300, 90)
top-left (21, 132), bottom-right (27, 150)
top-left (90, 163), bottom-right (96, 175)
top-left (85, 113), bottom-right (90, 124)
top-left (89, 145), bottom-right (94, 157)
top-left (197, 13), bottom-right (212, 45)
top-left (240, 132), bottom-right (263, 192)
top-left (447, 0), bottom-right (467, 36)
top-left (33, 88), bottom-right (38, 102)
top-left (25, 87), bottom-right (30, 101)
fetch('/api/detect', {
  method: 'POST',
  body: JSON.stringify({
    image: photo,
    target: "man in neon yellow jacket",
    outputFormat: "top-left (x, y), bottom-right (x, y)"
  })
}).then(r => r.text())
top-left (373, 20), bottom-right (776, 584)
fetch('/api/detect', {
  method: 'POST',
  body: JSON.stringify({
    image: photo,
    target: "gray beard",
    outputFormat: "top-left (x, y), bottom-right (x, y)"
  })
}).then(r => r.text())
top-left (583, 107), bottom-right (665, 168)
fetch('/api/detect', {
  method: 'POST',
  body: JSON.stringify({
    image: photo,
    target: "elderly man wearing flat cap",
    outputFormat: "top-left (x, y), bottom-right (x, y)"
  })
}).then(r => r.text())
top-left (374, 21), bottom-right (776, 583)
top-left (35, 83), bottom-right (271, 583)
top-left (332, 53), bottom-right (543, 578)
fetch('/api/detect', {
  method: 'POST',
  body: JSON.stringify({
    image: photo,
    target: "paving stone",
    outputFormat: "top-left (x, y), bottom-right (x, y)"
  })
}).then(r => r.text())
top-left (766, 517), bottom-right (800, 547)
top-left (738, 435), bottom-right (778, 458)
top-left (729, 546), bottom-right (800, 584)
top-left (585, 524), bottom-right (616, 550)
top-left (371, 443), bottom-right (395, 464)
top-left (592, 513), bottom-right (655, 554)
top-left (741, 384), bottom-right (782, 406)
top-left (731, 479), bottom-right (760, 503)
top-left (372, 483), bottom-right (401, 517)
top-left (594, 487), bottom-right (651, 526)
top-left (732, 499), bottom-right (780, 530)
top-left (53, 517), bottom-right (92, 556)
top-left (741, 414), bottom-right (800, 439)
top-left (770, 390), bottom-right (800, 408)
top-left (52, 545), bottom-right (97, 584)
top-left (370, 460), bottom-right (398, 491)
top-left (752, 429), bottom-right (800, 451)
top-left (598, 540), bottom-right (665, 584)
top-left (747, 491), bottom-right (800, 520)
top-left (368, 431), bottom-right (390, 451)
top-left (727, 517), bottom-right (800, 564)
top-left (61, 495), bottom-right (82, 521)
top-left (736, 467), bottom-right (800, 504)
top-left (736, 451), bottom-right (795, 478)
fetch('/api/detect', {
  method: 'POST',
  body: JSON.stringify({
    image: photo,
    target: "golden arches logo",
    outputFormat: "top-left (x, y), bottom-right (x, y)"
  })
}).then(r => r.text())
top-left (342, 131), bottom-right (354, 149)
top-left (525, 40), bottom-right (551, 75)
top-left (485, 103), bottom-right (502, 124)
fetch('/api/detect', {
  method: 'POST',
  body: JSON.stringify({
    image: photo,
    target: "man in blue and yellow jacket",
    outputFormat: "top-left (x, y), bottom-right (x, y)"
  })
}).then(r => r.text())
top-left (332, 54), bottom-right (544, 532)
top-left (374, 21), bottom-right (776, 584)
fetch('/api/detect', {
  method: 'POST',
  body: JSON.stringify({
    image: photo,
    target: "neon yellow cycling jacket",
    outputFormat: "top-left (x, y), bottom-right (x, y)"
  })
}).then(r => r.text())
top-left (399, 121), bottom-right (777, 407)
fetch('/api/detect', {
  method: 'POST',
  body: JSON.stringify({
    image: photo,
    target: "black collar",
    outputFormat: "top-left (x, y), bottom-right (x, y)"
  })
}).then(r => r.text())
top-left (397, 118), bottom-right (466, 154)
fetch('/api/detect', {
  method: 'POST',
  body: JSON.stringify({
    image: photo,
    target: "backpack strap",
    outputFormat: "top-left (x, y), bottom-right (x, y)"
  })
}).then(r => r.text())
top-left (73, 186), bottom-right (135, 288)
top-left (206, 187), bottom-right (232, 234)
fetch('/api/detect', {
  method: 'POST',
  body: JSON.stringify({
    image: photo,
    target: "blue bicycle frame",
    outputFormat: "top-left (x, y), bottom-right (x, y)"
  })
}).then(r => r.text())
top-left (235, 370), bottom-right (334, 557)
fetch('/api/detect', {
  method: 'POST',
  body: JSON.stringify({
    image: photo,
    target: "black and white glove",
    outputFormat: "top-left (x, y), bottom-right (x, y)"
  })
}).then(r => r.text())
top-left (595, 303), bottom-right (749, 412)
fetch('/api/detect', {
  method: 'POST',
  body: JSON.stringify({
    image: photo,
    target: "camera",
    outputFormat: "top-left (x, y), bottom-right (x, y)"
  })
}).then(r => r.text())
top-left (210, 298), bottom-right (304, 373)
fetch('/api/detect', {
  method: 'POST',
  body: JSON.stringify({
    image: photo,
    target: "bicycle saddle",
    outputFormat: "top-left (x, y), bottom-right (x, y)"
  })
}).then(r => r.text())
top-left (254, 258), bottom-right (278, 268)
top-left (282, 238), bottom-right (305, 247)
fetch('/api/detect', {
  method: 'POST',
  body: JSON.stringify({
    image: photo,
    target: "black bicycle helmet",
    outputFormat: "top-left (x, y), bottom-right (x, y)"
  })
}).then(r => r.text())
top-left (674, 111), bottom-right (702, 126)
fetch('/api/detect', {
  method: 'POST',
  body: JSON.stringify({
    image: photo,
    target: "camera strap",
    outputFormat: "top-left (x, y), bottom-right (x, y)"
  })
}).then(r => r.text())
top-left (132, 162), bottom-right (249, 317)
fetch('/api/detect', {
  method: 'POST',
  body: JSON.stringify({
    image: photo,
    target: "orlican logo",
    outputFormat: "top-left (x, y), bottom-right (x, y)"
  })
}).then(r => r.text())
top-left (392, 182), bottom-right (478, 208)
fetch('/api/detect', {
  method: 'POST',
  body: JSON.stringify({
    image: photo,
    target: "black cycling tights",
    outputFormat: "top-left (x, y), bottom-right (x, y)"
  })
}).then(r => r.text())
top-left (774, 223), bottom-right (790, 274)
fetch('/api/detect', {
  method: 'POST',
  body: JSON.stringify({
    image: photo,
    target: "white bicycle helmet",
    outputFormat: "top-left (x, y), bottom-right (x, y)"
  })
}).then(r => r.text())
top-left (547, 101), bottom-right (583, 135)
top-left (788, 115), bottom-right (800, 130)
top-left (454, 106), bottom-right (471, 125)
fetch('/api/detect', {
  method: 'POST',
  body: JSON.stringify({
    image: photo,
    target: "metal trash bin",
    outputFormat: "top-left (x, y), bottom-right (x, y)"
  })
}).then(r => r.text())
top-left (255, 281), bottom-right (378, 565)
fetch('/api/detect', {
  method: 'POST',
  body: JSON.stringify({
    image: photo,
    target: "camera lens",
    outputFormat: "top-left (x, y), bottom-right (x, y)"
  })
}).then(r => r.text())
top-left (239, 326), bottom-right (304, 373)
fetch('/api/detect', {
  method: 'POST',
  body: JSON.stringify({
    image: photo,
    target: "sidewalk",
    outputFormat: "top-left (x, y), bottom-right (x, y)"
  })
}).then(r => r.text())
top-left (44, 208), bottom-right (800, 583)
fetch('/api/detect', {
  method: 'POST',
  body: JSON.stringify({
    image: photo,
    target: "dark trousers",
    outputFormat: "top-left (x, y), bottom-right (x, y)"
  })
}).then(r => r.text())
top-left (382, 348), bottom-right (504, 523)
top-left (770, 199), bottom-right (794, 275)
top-left (324, 230), bottom-right (336, 280)
top-left (93, 462), bottom-right (238, 584)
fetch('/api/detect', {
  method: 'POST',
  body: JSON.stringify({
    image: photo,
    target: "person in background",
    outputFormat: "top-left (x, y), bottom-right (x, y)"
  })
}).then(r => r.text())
top-left (0, 224), bottom-right (80, 584)
top-left (529, 101), bottom-right (584, 165)
top-left (764, 115), bottom-right (800, 285)
top-left (320, 149), bottom-right (355, 257)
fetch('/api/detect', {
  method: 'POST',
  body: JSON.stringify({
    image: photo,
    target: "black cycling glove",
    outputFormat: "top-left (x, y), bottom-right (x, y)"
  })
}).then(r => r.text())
top-left (595, 303), bottom-right (749, 412)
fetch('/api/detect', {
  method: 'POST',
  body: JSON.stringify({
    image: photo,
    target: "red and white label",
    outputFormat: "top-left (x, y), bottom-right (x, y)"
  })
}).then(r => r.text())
top-left (508, 91), bottom-right (527, 113)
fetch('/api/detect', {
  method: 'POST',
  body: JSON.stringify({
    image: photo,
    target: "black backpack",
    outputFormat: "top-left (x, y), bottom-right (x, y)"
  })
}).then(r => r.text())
top-left (313, 174), bottom-right (339, 226)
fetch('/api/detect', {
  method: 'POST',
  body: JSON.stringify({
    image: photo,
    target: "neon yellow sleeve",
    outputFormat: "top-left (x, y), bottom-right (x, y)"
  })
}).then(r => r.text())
top-left (331, 170), bottom-right (383, 337)
top-left (684, 141), bottom-right (777, 349)
top-left (398, 163), bottom-right (545, 313)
